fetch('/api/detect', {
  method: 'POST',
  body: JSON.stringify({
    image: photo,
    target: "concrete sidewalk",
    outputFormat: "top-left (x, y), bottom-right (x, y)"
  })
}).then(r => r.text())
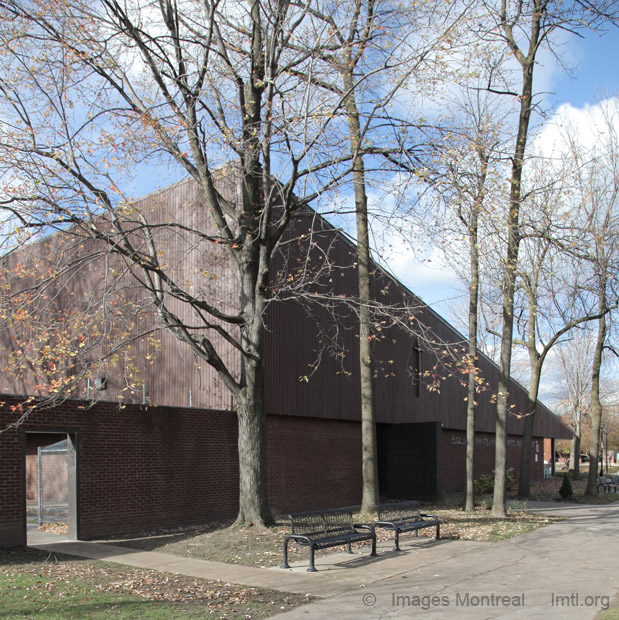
top-left (30, 501), bottom-right (619, 619)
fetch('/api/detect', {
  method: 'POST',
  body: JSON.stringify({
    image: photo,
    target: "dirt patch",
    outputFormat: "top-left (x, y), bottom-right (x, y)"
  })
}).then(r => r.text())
top-left (97, 479), bottom-right (582, 568)
top-left (98, 520), bottom-right (306, 568)
top-left (99, 510), bottom-right (560, 567)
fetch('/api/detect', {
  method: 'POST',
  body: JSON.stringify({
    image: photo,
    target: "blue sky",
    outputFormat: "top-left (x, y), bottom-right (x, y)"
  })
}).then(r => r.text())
top-left (390, 24), bottom-right (619, 318)
top-left (382, 25), bottom-right (619, 402)
top-left (549, 25), bottom-right (619, 108)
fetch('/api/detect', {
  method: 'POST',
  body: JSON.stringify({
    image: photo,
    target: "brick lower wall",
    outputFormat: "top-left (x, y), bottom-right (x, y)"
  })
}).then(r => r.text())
top-left (0, 396), bottom-right (552, 547)
top-left (0, 413), bottom-right (24, 547)
top-left (267, 415), bottom-right (362, 514)
top-left (0, 397), bottom-right (362, 546)
top-left (544, 438), bottom-right (553, 463)
top-left (442, 429), bottom-right (545, 494)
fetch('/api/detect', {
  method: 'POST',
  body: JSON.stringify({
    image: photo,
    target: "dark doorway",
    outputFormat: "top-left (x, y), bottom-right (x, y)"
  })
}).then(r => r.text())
top-left (377, 422), bottom-right (442, 501)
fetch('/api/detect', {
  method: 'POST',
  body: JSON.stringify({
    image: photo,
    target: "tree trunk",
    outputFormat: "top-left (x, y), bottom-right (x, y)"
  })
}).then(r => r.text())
top-left (236, 375), bottom-right (272, 526)
top-left (464, 338), bottom-right (477, 513)
top-left (569, 432), bottom-right (581, 479)
top-left (464, 184), bottom-right (482, 513)
top-left (493, 137), bottom-right (526, 515)
top-left (234, 121), bottom-right (274, 525)
top-left (586, 313), bottom-right (606, 497)
top-left (235, 281), bottom-right (273, 525)
top-left (493, 284), bottom-right (515, 517)
top-left (357, 216), bottom-right (379, 513)
top-left (492, 17), bottom-right (538, 517)
top-left (343, 71), bottom-right (379, 513)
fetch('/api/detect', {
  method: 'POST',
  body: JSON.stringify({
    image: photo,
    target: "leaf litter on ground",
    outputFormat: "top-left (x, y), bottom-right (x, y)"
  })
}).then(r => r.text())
top-left (91, 475), bottom-right (619, 568)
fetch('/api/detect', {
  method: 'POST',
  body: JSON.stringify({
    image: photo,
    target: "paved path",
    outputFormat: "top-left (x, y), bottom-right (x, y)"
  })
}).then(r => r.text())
top-left (30, 501), bottom-right (619, 620)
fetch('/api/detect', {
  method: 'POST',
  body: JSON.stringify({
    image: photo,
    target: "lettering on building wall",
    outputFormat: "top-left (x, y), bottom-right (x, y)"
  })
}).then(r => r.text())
top-left (451, 435), bottom-right (523, 448)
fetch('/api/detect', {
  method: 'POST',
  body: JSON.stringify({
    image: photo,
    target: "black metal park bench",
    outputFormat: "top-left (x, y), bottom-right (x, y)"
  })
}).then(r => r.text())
top-left (375, 501), bottom-right (441, 551)
top-left (280, 507), bottom-right (377, 572)
top-left (597, 476), bottom-right (619, 493)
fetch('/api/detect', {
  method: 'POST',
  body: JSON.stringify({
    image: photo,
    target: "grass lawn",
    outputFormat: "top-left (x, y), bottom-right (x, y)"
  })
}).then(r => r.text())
top-left (0, 547), bottom-right (309, 619)
top-left (597, 594), bottom-right (619, 620)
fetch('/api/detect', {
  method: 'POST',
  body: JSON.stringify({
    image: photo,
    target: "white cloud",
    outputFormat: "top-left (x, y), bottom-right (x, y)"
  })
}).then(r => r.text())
top-left (533, 97), bottom-right (619, 158)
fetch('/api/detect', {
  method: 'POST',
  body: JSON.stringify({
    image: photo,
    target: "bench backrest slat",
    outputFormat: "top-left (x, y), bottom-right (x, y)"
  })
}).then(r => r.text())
top-left (289, 509), bottom-right (355, 539)
top-left (322, 510), bottom-right (355, 538)
top-left (290, 511), bottom-right (326, 538)
top-left (376, 501), bottom-right (421, 524)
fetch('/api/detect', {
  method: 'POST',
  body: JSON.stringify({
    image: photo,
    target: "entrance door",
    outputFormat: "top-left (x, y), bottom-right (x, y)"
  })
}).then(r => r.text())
top-left (25, 431), bottom-right (77, 543)
top-left (377, 422), bottom-right (442, 501)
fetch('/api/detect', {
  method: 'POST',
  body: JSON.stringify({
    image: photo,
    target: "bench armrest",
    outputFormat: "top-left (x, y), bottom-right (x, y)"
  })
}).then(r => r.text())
top-left (420, 513), bottom-right (440, 522)
top-left (374, 520), bottom-right (397, 528)
top-left (284, 533), bottom-right (313, 546)
top-left (353, 523), bottom-right (376, 534)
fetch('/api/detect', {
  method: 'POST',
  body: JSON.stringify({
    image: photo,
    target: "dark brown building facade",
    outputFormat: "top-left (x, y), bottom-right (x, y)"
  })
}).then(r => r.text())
top-left (0, 176), bottom-right (571, 546)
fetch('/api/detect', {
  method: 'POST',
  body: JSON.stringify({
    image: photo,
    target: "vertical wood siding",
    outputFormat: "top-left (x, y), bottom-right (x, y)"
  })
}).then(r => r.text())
top-left (0, 176), bottom-right (240, 411)
top-left (265, 205), bottom-right (571, 440)
top-left (0, 175), bottom-right (570, 440)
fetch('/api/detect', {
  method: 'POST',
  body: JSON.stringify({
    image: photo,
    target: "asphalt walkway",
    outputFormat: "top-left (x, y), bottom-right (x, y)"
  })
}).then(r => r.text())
top-left (29, 500), bottom-right (619, 619)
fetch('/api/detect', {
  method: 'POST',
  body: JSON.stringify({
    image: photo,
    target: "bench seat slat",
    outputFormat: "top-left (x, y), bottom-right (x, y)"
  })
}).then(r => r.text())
top-left (375, 501), bottom-right (441, 551)
top-left (312, 532), bottom-right (376, 548)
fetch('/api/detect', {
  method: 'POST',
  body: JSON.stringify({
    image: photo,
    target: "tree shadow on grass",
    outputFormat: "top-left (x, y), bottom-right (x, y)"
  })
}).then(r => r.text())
top-left (93, 519), bottom-right (237, 552)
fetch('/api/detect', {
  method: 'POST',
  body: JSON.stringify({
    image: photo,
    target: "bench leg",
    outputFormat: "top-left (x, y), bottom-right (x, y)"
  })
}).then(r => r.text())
top-left (308, 544), bottom-right (317, 572)
top-left (370, 535), bottom-right (377, 557)
top-left (281, 538), bottom-right (291, 569)
top-left (346, 541), bottom-right (353, 554)
top-left (436, 523), bottom-right (440, 540)
top-left (393, 529), bottom-right (401, 552)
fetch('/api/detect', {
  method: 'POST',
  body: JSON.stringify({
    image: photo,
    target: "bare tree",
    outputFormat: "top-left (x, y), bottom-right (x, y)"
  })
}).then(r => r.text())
top-left (581, 165), bottom-right (619, 496)
top-left (407, 90), bottom-right (507, 511)
top-left (0, 0), bottom-right (389, 525)
top-left (284, 0), bottom-right (472, 511)
top-left (555, 331), bottom-right (594, 478)
top-left (513, 221), bottom-right (610, 497)
top-left (300, 0), bottom-right (386, 512)
top-left (552, 100), bottom-right (619, 496)
top-left (481, 0), bottom-right (619, 516)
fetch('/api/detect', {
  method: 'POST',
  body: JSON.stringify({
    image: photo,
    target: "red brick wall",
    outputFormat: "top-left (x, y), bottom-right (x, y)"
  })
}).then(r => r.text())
top-left (544, 438), bottom-right (553, 463)
top-left (267, 415), bottom-right (362, 515)
top-left (0, 411), bottom-right (24, 546)
top-left (1, 395), bottom-right (552, 547)
top-left (442, 429), bottom-right (544, 494)
top-left (75, 402), bottom-right (241, 539)
top-left (0, 398), bottom-right (362, 546)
